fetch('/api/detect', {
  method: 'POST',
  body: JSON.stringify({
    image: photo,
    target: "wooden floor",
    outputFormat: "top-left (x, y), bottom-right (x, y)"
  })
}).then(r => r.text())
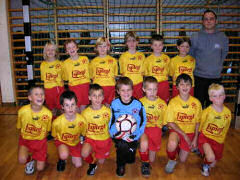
top-left (0, 106), bottom-right (240, 180)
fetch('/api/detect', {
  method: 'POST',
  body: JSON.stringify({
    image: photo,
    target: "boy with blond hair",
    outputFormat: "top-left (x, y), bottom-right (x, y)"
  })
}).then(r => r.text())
top-left (198, 83), bottom-right (231, 176)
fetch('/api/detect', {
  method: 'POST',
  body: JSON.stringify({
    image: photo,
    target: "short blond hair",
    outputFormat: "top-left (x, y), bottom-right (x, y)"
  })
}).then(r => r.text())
top-left (43, 41), bottom-right (59, 60)
top-left (208, 83), bottom-right (225, 96)
top-left (95, 37), bottom-right (111, 55)
top-left (124, 31), bottom-right (139, 42)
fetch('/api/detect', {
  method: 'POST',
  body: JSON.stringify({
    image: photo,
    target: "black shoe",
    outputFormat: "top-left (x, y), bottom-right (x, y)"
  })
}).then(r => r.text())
top-left (116, 165), bottom-right (125, 177)
top-left (141, 162), bottom-right (151, 177)
top-left (87, 164), bottom-right (97, 176)
top-left (57, 159), bottom-right (66, 172)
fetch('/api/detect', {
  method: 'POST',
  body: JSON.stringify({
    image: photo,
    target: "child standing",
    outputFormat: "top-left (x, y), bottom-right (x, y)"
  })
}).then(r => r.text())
top-left (109, 76), bottom-right (150, 177)
top-left (140, 76), bottom-right (167, 164)
top-left (17, 86), bottom-right (52, 175)
top-left (89, 37), bottom-right (118, 105)
top-left (164, 73), bottom-right (202, 174)
top-left (169, 38), bottom-right (195, 98)
top-left (144, 34), bottom-right (171, 103)
top-left (119, 32), bottom-right (145, 99)
top-left (198, 84), bottom-right (231, 176)
top-left (40, 41), bottom-right (64, 117)
top-left (81, 84), bottom-right (112, 176)
top-left (63, 40), bottom-right (90, 112)
top-left (52, 90), bottom-right (86, 171)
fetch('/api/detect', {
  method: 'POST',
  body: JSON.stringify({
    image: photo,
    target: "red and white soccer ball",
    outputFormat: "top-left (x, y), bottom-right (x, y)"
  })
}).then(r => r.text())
top-left (115, 114), bottom-right (137, 139)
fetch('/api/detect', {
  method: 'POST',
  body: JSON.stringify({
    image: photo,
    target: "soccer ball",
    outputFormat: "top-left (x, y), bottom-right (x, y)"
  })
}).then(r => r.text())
top-left (115, 114), bottom-right (137, 139)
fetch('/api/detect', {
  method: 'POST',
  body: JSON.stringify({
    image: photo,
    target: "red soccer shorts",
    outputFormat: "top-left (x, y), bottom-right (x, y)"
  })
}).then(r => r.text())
top-left (171, 85), bottom-right (194, 98)
top-left (133, 82), bottom-right (143, 99)
top-left (55, 140), bottom-right (82, 157)
top-left (145, 127), bottom-right (162, 152)
top-left (19, 136), bottom-right (47, 161)
top-left (85, 138), bottom-right (112, 159)
top-left (157, 80), bottom-right (170, 103)
top-left (169, 129), bottom-right (194, 152)
top-left (69, 83), bottom-right (90, 107)
top-left (45, 86), bottom-right (65, 110)
top-left (102, 86), bottom-right (115, 104)
top-left (198, 133), bottom-right (224, 161)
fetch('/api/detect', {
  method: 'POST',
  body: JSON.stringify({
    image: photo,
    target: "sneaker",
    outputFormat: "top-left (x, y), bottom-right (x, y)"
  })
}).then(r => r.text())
top-left (141, 162), bottom-right (151, 177)
top-left (87, 164), bottom-right (97, 176)
top-left (57, 159), bottom-right (66, 172)
top-left (165, 160), bottom-right (177, 174)
top-left (201, 164), bottom-right (210, 177)
top-left (116, 165), bottom-right (125, 177)
top-left (25, 160), bottom-right (35, 175)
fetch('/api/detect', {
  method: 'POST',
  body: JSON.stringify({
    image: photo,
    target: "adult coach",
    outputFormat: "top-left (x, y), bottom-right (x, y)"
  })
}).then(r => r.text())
top-left (190, 9), bottom-right (229, 107)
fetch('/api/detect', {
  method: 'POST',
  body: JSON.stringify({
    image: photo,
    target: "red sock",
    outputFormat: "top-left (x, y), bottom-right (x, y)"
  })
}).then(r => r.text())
top-left (204, 157), bottom-right (212, 165)
top-left (25, 155), bottom-right (32, 164)
top-left (139, 150), bottom-right (149, 162)
top-left (84, 154), bottom-right (94, 164)
top-left (167, 149), bottom-right (177, 160)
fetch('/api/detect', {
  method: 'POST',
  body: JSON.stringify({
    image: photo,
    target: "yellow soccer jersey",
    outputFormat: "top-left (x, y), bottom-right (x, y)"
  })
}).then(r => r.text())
top-left (63, 56), bottom-right (90, 86)
top-left (17, 104), bottom-right (52, 140)
top-left (144, 53), bottom-right (170, 82)
top-left (169, 55), bottom-right (195, 86)
top-left (81, 105), bottom-right (111, 140)
top-left (199, 105), bottom-right (231, 144)
top-left (52, 114), bottom-right (86, 146)
top-left (119, 51), bottom-right (145, 85)
top-left (165, 95), bottom-right (202, 133)
top-left (89, 55), bottom-right (118, 86)
top-left (140, 96), bottom-right (167, 128)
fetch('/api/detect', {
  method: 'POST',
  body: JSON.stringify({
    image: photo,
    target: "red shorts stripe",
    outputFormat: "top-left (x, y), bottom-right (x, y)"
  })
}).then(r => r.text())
top-left (85, 138), bottom-right (112, 159)
top-left (145, 127), bottom-right (162, 151)
top-left (169, 129), bottom-right (194, 152)
top-left (55, 140), bottom-right (82, 157)
top-left (69, 83), bottom-right (90, 106)
top-left (19, 136), bottom-right (47, 161)
top-left (198, 133), bottom-right (224, 161)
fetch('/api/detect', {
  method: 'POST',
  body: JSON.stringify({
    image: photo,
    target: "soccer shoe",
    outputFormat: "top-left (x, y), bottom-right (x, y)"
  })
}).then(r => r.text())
top-left (57, 159), bottom-right (66, 172)
top-left (165, 159), bottom-right (177, 174)
top-left (201, 164), bottom-right (210, 177)
top-left (141, 162), bottom-right (151, 177)
top-left (116, 165), bottom-right (125, 177)
top-left (87, 163), bottom-right (97, 176)
top-left (25, 160), bottom-right (35, 175)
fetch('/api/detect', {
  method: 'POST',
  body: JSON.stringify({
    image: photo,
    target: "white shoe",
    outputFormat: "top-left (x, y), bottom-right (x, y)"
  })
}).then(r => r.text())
top-left (25, 160), bottom-right (35, 175)
top-left (165, 160), bottom-right (177, 174)
top-left (201, 164), bottom-right (210, 176)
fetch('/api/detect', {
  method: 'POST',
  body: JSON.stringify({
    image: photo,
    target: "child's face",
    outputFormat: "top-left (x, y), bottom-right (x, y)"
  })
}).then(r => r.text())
top-left (209, 90), bottom-right (225, 106)
top-left (62, 98), bottom-right (77, 117)
top-left (177, 80), bottom-right (192, 96)
top-left (177, 42), bottom-right (190, 56)
top-left (97, 42), bottom-right (108, 57)
top-left (66, 42), bottom-right (78, 58)
top-left (151, 40), bottom-right (164, 55)
top-left (126, 37), bottom-right (138, 51)
top-left (117, 84), bottom-right (133, 103)
top-left (89, 90), bottom-right (104, 109)
top-left (143, 82), bottom-right (158, 101)
top-left (45, 44), bottom-right (56, 61)
top-left (28, 88), bottom-right (45, 107)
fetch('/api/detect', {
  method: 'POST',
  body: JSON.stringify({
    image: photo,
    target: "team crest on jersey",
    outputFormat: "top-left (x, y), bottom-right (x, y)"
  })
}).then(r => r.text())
top-left (78, 121), bottom-right (84, 127)
top-left (164, 58), bottom-right (168, 63)
top-left (108, 59), bottom-right (113, 64)
top-left (191, 102), bottom-right (197, 109)
top-left (138, 56), bottom-right (142, 60)
top-left (82, 59), bottom-right (87, 64)
top-left (190, 58), bottom-right (194, 62)
top-left (132, 108), bottom-right (139, 114)
top-left (68, 124), bottom-right (75, 128)
top-left (158, 104), bottom-right (164, 109)
top-left (224, 114), bottom-right (230, 120)
top-left (42, 115), bottom-right (49, 121)
top-left (74, 62), bottom-right (80, 66)
top-left (103, 112), bottom-right (110, 119)
top-left (93, 115), bottom-right (100, 119)
top-left (55, 64), bottom-right (61, 69)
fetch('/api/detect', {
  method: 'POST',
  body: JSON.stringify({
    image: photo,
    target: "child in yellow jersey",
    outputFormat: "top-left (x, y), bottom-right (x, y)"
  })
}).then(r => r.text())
top-left (198, 84), bottom-right (231, 177)
top-left (81, 84), bottom-right (112, 176)
top-left (17, 86), bottom-right (52, 175)
top-left (164, 73), bottom-right (202, 174)
top-left (40, 41), bottom-right (64, 117)
top-left (144, 34), bottom-right (170, 103)
top-left (63, 39), bottom-right (90, 112)
top-left (140, 76), bottom-right (167, 164)
top-left (89, 37), bottom-right (118, 106)
top-left (119, 31), bottom-right (145, 99)
top-left (52, 90), bottom-right (86, 172)
top-left (169, 38), bottom-right (196, 98)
